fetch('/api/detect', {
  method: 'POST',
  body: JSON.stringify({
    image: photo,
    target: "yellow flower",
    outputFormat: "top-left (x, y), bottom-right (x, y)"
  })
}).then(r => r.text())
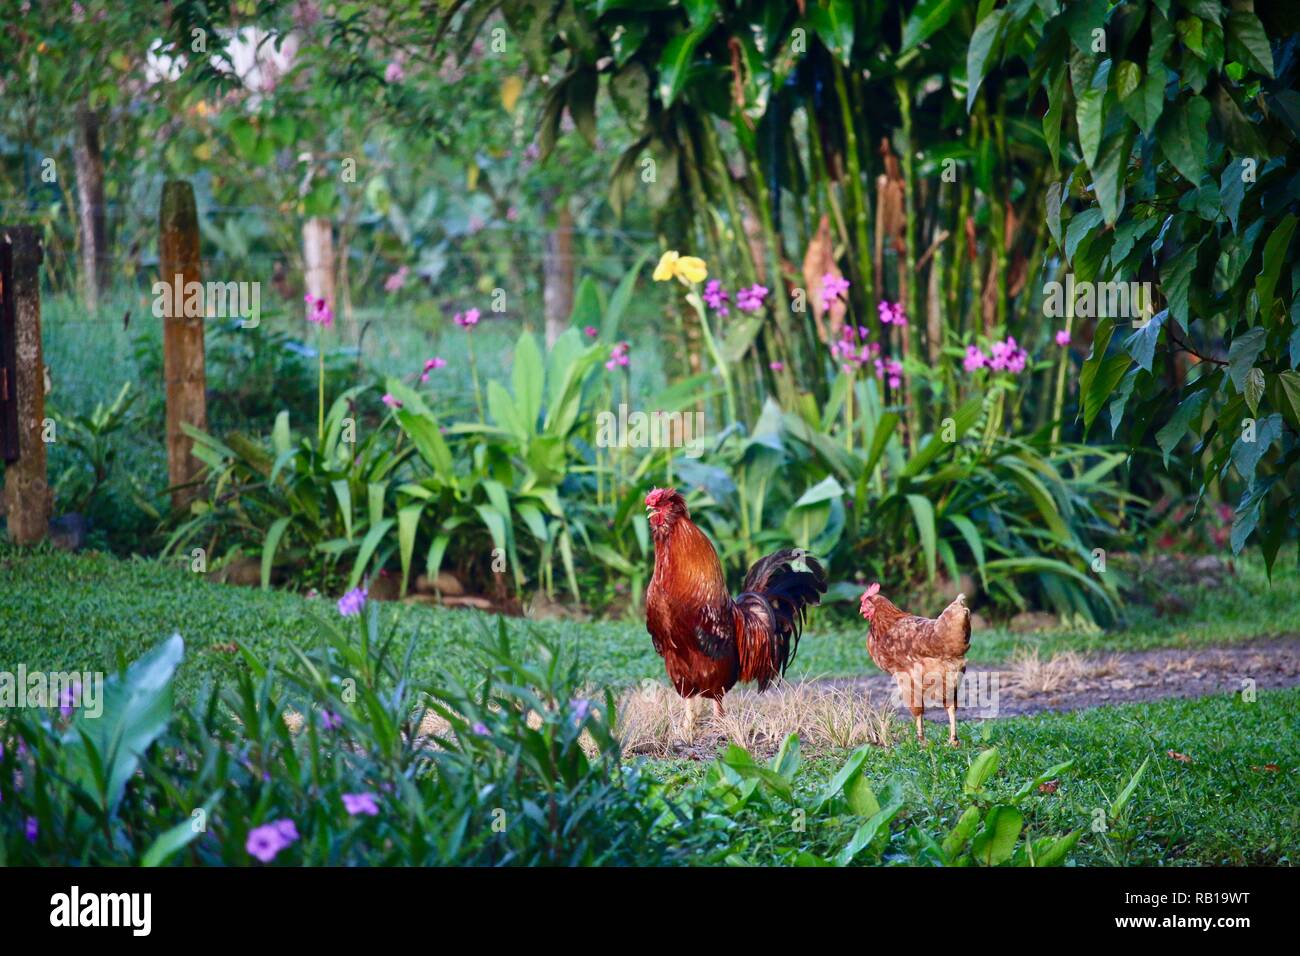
top-left (653, 250), bottom-right (708, 284)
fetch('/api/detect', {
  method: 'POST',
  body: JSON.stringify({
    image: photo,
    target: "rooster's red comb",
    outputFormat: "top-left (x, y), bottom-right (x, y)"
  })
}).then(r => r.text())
top-left (864, 582), bottom-right (880, 597)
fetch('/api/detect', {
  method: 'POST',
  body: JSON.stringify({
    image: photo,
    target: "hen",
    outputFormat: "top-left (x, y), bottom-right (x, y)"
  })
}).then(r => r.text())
top-left (860, 583), bottom-right (971, 746)
top-left (644, 487), bottom-right (827, 718)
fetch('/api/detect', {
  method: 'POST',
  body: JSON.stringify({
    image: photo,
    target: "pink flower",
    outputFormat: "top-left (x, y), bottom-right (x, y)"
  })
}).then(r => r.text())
top-left (420, 356), bottom-right (447, 382)
top-left (877, 300), bottom-right (907, 327)
top-left (605, 341), bottom-right (631, 370)
top-left (1055, 330), bottom-right (1071, 347)
top-left (304, 294), bottom-right (333, 328)
top-left (963, 345), bottom-right (988, 372)
top-left (381, 393), bottom-right (403, 409)
top-left (769, 361), bottom-right (784, 371)
top-left (736, 284), bottom-right (768, 313)
top-left (384, 265), bottom-right (410, 293)
top-left (584, 326), bottom-right (598, 338)
top-left (454, 308), bottom-right (481, 329)
top-left (384, 61), bottom-right (405, 83)
top-left (821, 273), bottom-right (850, 304)
top-left (988, 336), bottom-right (1028, 374)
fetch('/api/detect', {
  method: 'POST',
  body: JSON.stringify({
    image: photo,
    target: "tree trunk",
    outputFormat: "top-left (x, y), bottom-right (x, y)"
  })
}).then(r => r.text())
top-left (543, 200), bottom-right (574, 347)
top-left (302, 216), bottom-right (336, 315)
top-left (160, 181), bottom-right (208, 514)
top-left (2, 226), bottom-right (50, 543)
top-left (73, 105), bottom-right (106, 313)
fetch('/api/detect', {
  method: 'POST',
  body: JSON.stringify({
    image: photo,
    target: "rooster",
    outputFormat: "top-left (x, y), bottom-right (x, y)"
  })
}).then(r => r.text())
top-left (644, 487), bottom-right (827, 718)
top-left (860, 583), bottom-right (971, 746)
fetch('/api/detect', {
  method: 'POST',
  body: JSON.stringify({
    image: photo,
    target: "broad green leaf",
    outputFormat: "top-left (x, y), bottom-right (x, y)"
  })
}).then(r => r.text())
top-left (966, 9), bottom-right (1005, 111)
top-left (1155, 389), bottom-right (1210, 465)
top-left (63, 635), bottom-right (184, 815)
top-left (971, 805), bottom-right (1023, 866)
top-left (964, 747), bottom-right (1000, 793)
top-left (1255, 214), bottom-right (1297, 322)
top-left (906, 494), bottom-right (938, 581)
top-left (261, 515), bottom-right (293, 589)
top-left (900, 0), bottom-right (962, 54)
top-left (511, 331), bottom-right (545, 434)
top-left (658, 30), bottom-right (704, 106)
top-left (1156, 95), bottom-right (1211, 183)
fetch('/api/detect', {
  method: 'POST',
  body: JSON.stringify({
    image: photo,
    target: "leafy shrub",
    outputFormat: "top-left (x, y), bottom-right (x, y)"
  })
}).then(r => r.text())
top-left (0, 606), bottom-right (1150, 867)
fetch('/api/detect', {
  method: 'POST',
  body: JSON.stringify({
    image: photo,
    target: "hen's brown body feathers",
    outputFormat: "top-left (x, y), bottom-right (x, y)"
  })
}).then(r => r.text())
top-left (862, 589), bottom-right (971, 745)
top-left (644, 488), bottom-right (826, 706)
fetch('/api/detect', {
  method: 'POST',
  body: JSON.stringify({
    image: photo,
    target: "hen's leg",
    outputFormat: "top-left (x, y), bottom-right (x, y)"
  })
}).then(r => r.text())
top-left (712, 698), bottom-right (725, 719)
top-left (682, 697), bottom-right (696, 741)
top-left (946, 703), bottom-right (959, 747)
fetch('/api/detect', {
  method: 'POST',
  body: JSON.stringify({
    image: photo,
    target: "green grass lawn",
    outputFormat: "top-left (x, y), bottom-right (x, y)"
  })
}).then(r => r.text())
top-left (2, 546), bottom-right (1297, 700)
top-left (2, 544), bottom-right (1297, 866)
top-left (646, 690), bottom-right (1299, 866)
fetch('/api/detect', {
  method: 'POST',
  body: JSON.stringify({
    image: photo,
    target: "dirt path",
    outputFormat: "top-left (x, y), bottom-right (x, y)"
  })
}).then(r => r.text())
top-left (621, 637), bottom-right (1300, 759)
top-left (848, 636), bottom-right (1300, 720)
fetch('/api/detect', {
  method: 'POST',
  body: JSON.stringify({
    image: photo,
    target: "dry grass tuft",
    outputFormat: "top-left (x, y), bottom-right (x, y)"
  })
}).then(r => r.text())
top-left (616, 680), bottom-right (898, 757)
top-left (1005, 648), bottom-right (1090, 695)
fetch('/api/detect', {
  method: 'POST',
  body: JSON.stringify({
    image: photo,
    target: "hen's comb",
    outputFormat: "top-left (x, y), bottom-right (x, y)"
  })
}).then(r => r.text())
top-left (864, 582), bottom-right (880, 597)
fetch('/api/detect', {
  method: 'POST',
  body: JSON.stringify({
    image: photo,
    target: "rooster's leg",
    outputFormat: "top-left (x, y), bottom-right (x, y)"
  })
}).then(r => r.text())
top-left (712, 698), bottom-right (725, 719)
top-left (946, 703), bottom-right (960, 747)
top-left (682, 697), bottom-right (696, 740)
top-left (911, 708), bottom-right (925, 743)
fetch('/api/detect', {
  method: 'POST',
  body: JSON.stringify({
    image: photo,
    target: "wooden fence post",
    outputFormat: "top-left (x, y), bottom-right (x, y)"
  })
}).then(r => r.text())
top-left (1, 226), bottom-right (50, 544)
top-left (302, 216), bottom-right (335, 313)
top-left (159, 180), bottom-right (208, 513)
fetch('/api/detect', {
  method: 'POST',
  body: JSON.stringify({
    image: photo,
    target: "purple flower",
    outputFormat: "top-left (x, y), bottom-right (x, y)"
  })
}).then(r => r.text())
top-left (384, 61), bottom-right (405, 83)
top-left (342, 792), bottom-right (380, 817)
top-left (963, 345), bottom-right (989, 372)
top-left (24, 816), bottom-right (37, 843)
top-left (454, 308), bottom-right (481, 329)
top-left (337, 587), bottom-right (368, 617)
top-left (877, 299), bottom-right (907, 327)
top-left (703, 280), bottom-right (730, 315)
top-left (570, 699), bottom-right (591, 724)
top-left (584, 325), bottom-right (598, 338)
top-left (1055, 330), bottom-right (1071, 347)
top-left (472, 721), bottom-right (489, 736)
top-left (736, 284), bottom-right (768, 313)
top-left (246, 820), bottom-right (297, 863)
top-left (769, 361), bottom-right (784, 371)
top-left (320, 710), bottom-right (344, 731)
top-left (304, 294), bottom-right (333, 328)
top-left (821, 273), bottom-right (850, 305)
top-left (384, 265), bottom-right (410, 293)
top-left (873, 357), bottom-right (903, 390)
top-left (59, 681), bottom-right (80, 718)
top-left (381, 393), bottom-right (403, 410)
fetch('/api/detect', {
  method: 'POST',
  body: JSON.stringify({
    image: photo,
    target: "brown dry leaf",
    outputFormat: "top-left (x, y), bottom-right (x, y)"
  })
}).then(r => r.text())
top-left (1167, 750), bottom-right (1194, 764)
top-left (801, 215), bottom-right (844, 342)
top-left (1251, 763), bottom-right (1280, 773)
top-left (1038, 779), bottom-right (1060, 794)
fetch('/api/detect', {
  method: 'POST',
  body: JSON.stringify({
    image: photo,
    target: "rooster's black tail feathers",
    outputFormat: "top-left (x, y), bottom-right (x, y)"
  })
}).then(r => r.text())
top-left (736, 549), bottom-right (828, 682)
